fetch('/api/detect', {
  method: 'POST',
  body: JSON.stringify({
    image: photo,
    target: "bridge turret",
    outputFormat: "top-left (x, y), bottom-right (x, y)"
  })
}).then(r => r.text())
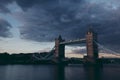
top-left (85, 28), bottom-right (98, 63)
top-left (55, 35), bottom-right (65, 60)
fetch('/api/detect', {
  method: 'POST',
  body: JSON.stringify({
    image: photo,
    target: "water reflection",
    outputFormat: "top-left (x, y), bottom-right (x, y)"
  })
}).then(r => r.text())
top-left (0, 64), bottom-right (120, 80)
top-left (55, 65), bottom-right (65, 80)
top-left (84, 65), bottom-right (103, 80)
top-left (55, 64), bottom-right (103, 80)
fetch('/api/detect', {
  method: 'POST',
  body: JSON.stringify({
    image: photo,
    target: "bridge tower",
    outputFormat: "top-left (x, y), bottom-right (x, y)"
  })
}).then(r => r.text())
top-left (84, 28), bottom-right (98, 63)
top-left (55, 35), bottom-right (65, 60)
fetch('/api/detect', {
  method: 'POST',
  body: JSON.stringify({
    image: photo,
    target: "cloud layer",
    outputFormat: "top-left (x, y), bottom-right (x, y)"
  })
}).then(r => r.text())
top-left (0, 19), bottom-right (12, 37)
top-left (0, 0), bottom-right (120, 52)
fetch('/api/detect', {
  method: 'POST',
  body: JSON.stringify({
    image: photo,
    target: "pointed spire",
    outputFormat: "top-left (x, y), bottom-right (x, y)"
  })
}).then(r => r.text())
top-left (87, 26), bottom-right (94, 34)
top-left (58, 35), bottom-right (62, 40)
top-left (88, 26), bottom-right (93, 32)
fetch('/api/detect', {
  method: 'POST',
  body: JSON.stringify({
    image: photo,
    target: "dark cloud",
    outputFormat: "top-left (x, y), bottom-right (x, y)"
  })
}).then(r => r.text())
top-left (15, 0), bottom-right (87, 41)
top-left (0, 0), bottom-right (13, 13)
top-left (15, 0), bottom-right (83, 10)
top-left (16, 0), bottom-right (119, 42)
top-left (0, 5), bottom-right (10, 13)
top-left (0, 19), bottom-right (12, 37)
top-left (1, 0), bottom-right (120, 52)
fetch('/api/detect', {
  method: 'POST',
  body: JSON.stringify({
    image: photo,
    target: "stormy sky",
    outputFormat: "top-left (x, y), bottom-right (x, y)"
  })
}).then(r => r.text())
top-left (0, 0), bottom-right (120, 53)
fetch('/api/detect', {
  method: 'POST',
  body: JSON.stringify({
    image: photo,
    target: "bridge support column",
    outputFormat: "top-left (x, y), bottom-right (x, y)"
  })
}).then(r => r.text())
top-left (84, 28), bottom-right (98, 64)
top-left (55, 35), bottom-right (65, 61)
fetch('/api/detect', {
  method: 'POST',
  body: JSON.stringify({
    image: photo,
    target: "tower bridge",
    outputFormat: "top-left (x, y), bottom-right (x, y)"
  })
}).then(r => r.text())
top-left (54, 28), bottom-right (98, 64)
top-left (33, 28), bottom-right (120, 64)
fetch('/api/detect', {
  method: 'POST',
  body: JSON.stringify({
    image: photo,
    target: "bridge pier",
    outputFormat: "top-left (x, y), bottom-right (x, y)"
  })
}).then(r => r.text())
top-left (84, 28), bottom-right (98, 64)
top-left (55, 35), bottom-right (65, 61)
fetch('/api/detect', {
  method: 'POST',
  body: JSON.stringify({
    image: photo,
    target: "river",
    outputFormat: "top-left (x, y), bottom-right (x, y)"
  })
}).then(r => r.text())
top-left (0, 64), bottom-right (120, 80)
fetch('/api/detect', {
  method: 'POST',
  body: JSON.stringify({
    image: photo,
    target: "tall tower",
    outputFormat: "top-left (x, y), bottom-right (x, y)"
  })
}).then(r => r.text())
top-left (85, 28), bottom-right (98, 63)
top-left (55, 35), bottom-right (65, 60)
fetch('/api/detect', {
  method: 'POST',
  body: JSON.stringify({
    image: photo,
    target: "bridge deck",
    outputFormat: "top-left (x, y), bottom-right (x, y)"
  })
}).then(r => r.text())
top-left (60, 38), bottom-right (86, 45)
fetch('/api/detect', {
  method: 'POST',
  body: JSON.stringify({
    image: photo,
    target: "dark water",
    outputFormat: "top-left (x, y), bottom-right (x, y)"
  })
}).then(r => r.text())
top-left (0, 64), bottom-right (120, 80)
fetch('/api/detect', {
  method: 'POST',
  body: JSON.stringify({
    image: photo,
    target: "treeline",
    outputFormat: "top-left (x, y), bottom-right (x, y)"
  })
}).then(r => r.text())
top-left (0, 52), bottom-right (53, 64)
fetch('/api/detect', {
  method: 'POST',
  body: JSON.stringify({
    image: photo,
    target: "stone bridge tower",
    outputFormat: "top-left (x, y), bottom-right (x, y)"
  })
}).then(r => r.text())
top-left (84, 28), bottom-right (98, 63)
top-left (55, 35), bottom-right (65, 60)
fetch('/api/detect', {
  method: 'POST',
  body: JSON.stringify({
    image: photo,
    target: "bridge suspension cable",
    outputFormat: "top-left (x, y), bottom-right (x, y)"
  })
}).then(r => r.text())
top-left (32, 46), bottom-right (55, 60)
top-left (94, 41), bottom-right (120, 56)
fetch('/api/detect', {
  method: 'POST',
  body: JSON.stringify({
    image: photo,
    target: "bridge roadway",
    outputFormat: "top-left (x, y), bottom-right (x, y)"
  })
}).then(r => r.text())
top-left (60, 38), bottom-right (86, 45)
